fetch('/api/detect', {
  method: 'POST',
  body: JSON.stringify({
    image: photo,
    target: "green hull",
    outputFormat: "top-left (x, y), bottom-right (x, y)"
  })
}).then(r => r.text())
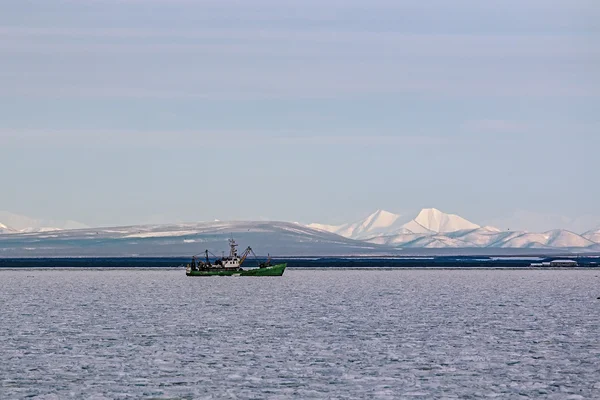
top-left (186, 263), bottom-right (286, 277)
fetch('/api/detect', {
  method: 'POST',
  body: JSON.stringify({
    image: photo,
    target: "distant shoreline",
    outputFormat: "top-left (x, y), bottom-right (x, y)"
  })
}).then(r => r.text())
top-left (1, 267), bottom-right (598, 271)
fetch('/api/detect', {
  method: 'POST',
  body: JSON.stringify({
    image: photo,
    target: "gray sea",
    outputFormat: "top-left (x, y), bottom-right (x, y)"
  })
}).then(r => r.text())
top-left (1, 269), bottom-right (599, 399)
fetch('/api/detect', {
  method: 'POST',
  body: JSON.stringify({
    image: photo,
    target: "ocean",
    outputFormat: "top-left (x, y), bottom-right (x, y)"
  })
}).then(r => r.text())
top-left (1, 269), bottom-right (599, 399)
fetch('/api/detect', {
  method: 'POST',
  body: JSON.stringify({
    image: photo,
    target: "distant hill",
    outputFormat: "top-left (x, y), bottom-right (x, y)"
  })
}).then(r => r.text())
top-left (0, 221), bottom-right (399, 257)
top-left (0, 211), bottom-right (88, 232)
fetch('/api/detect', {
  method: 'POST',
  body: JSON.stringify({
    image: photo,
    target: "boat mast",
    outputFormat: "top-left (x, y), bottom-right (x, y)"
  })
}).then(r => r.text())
top-left (229, 237), bottom-right (238, 258)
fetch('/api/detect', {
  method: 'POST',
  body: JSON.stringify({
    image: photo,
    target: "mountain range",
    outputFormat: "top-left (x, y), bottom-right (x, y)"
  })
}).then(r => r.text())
top-left (308, 208), bottom-right (600, 250)
top-left (308, 208), bottom-right (481, 239)
top-left (1, 208), bottom-right (599, 256)
top-left (0, 220), bottom-right (395, 257)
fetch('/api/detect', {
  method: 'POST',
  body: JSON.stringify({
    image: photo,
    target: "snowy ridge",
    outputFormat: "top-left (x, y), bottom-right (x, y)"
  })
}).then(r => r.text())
top-left (364, 228), bottom-right (597, 250)
top-left (312, 208), bottom-right (600, 250)
top-left (0, 222), bottom-right (16, 234)
top-left (402, 235), bottom-right (476, 249)
top-left (413, 208), bottom-right (480, 233)
top-left (19, 227), bottom-right (63, 233)
top-left (483, 229), bottom-right (595, 249)
top-left (309, 208), bottom-right (479, 239)
top-left (545, 230), bottom-right (595, 248)
top-left (0, 211), bottom-right (88, 232)
top-left (583, 229), bottom-right (600, 244)
top-left (309, 209), bottom-right (413, 240)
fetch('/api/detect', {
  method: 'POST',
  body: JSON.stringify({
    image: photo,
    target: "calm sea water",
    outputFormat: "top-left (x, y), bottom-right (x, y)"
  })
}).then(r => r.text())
top-left (1, 269), bottom-right (599, 399)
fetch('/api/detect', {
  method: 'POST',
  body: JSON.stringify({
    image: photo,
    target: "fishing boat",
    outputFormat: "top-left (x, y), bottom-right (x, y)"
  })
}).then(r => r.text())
top-left (185, 238), bottom-right (286, 276)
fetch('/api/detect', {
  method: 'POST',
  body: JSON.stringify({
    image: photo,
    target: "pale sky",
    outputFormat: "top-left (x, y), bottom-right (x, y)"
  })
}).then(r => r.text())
top-left (1, 0), bottom-right (598, 229)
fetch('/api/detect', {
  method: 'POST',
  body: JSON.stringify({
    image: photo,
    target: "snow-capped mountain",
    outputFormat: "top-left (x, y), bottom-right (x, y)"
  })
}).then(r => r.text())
top-left (412, 208), bottom-right (480, 233)
top-left (444, 226), bottom-right (507, 246)
top-left (583, 229), bottom-right (600, 244)
top-left (0, 211), bottom-right (88, 233)
top-left (0, 222), bottom-right (16, 234)
top-left (365, 228), bottom-right (597, 249)
top-left (542, 230), bottom-right (596, 248)
top-left (309, 208), bottom-right (481, 239)
top-left (364, 227), bottom-right (506, 249)
top-left (309, 209), bottom-right (414, 240)
top-left (311, 208), bottom-right (599, 250)
top-left (493, 230), bottom-right (594, 249)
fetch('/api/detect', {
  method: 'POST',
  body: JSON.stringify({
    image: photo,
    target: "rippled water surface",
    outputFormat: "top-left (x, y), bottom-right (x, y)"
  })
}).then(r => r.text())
top-left (1, 269), bottom-right (599, 399)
